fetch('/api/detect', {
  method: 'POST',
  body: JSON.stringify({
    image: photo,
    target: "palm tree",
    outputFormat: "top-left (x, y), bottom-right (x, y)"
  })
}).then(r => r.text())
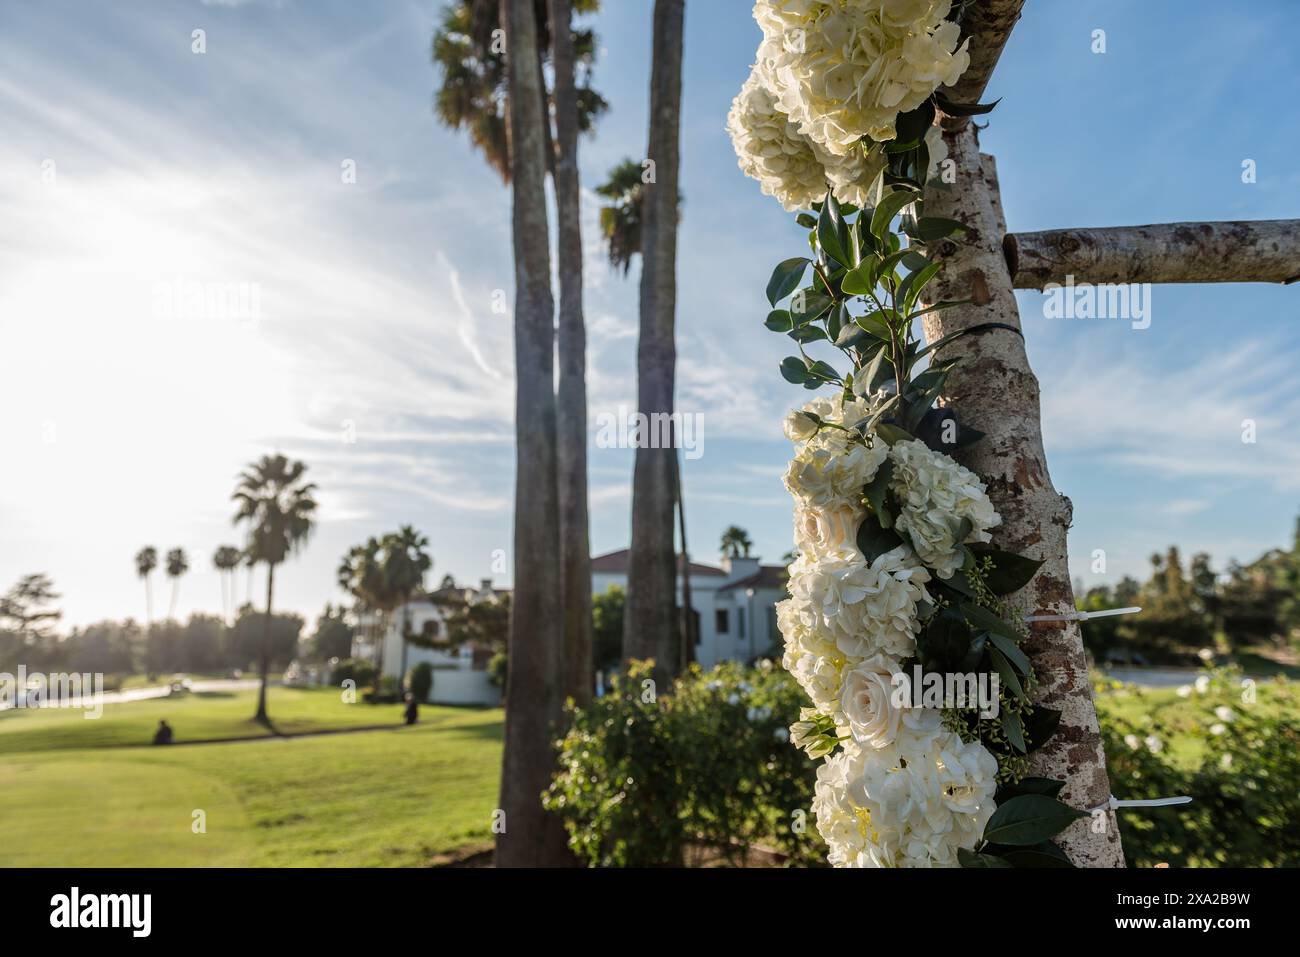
top-left (495, 0), bottom-right (570, 868)
top-left (212, 545), bottom-right (242, 623)
top-left (134, 547), bottom-right (157, 628)
top-left (719, 525), bottom-right (753, 559)
top-left (594, 159), bottom-right (647, 274)
top-left (551, 0), bottom-right (593, 708)
top-left (623, 0), bottom-right (685, 682)
top-left (165, 548), bottom-right (189, 621)
top-left (337, 540), bottom-right (383, 672)
top-left (431, 0), bottom-right (607, 183)
top-left (384, 526), bottom-right (433, 686)
top-left (232, 454), bottom-right (317, 724)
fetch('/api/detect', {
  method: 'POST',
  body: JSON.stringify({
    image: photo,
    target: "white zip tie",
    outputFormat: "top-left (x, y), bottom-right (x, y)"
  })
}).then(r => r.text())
top-left (1091, 794), bottom-right (1193, 814)
top-left (1023, 606), bottom-right (1141, 623)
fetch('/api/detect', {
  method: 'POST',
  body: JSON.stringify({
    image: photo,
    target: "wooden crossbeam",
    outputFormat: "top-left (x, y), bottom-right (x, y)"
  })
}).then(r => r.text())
top-left (939, 0), bottom-right (1026, 127)
top-left (1005, 220), bottom-right (1300, 288)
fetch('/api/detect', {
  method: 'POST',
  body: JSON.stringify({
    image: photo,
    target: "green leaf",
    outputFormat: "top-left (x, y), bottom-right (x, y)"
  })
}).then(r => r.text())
top-left (795, 213), bottom-right (817, 229)
top-left (983, 795), bottom-right (1087, 846)
top-left (863, 459), bottom-right (894, 528)
top-left (767, 258), bottom-right (810, 305)
top-left (995, 778), bottom-right (1065, 804)
top-left (790, 324), bottom-right (829, 343)
top-left (984, 841), bottom-right (1074, 868)
top-left (871, 188), bottom-right (918, 241)
top-left (958, 847), bottom-right (1013, 868)
top-left (1023, 706), bottom-right (1062, 753)
top-left (934, 90), bottom-right (1001, 117)
top-left (841, 259), bottom-right (876, 296)
top-left (988, 646), bottom-right (1027, 703)
top-left (913, 324), bottom-right (972, 362)
top-left (806, 359), bottom-right (841, 383)
top-left (854, 311), bottom-right (893, 341)
top-left (790, 288), bottom-right (833, 324)
top-left (987, 631), bottom-right (1031, 675)
top-left (875, 423), bottom-right (914, 445)
top-left (817, 195), bottom-right (852, 268)
top-left (902, 260), bottom-right (944, 312)
top-left (826, 302), bottom-right (848, 343)
top-left (968, 545), bottom-right (1045, 596)
top-left (856, 512), bottom-right (903, 561)
top-left (764, 309), bottom-right (793, 333)
top-left (779, 356), bottom-right (809, 384)
top-left (961, 601), bottom-right (1020, 641)
top-left (1001, 708), bottom-right (1027, 754)
top-left (911, 217), bottom-right (968, 242)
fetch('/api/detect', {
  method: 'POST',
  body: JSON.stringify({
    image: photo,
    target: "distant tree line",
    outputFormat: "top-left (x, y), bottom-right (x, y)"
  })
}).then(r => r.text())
top-left (1080, 517), bottom-right (1300, 663)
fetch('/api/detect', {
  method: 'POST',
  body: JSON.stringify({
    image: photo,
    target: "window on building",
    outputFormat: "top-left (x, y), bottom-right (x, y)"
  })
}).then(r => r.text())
top-left (715, 608), bottom-right (729, 634)
top-left (738, 608), bottom-right (746, 639)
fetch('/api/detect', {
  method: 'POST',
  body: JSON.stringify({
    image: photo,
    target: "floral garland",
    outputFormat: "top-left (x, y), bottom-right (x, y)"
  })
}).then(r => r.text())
top-left (730, 0), bottom-right (1088, 867)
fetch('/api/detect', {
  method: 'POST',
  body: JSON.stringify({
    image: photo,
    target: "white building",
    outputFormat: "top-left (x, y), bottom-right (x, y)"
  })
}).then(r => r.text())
top-left (358, 553), bottom-right (789, 707)
top-left (353, 578), bottom-right (505, 707)
top-left (590, 549), bottom-right (788, 669)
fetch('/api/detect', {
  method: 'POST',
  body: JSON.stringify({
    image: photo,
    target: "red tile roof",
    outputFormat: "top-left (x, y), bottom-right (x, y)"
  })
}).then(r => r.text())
top-left (590, 548), bottom-right (727, 577)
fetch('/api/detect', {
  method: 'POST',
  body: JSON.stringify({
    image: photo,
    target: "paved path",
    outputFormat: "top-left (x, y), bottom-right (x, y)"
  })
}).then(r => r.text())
top-left (1, 678), bottom-right (259, 711)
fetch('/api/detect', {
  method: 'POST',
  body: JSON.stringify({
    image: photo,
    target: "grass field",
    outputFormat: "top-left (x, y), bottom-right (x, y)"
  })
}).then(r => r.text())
top-left (0, 686), bottom-right (503, 867)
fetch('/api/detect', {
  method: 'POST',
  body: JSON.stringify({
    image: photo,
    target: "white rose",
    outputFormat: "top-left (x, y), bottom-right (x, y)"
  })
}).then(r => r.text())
top-left (840, 654), bottom-right (906, 748)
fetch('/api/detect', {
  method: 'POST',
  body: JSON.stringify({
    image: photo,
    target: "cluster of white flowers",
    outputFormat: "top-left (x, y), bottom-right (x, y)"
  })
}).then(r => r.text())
top-left (889, 438), bottom-right (1001, 578)
top-left (729, 1), bottom-right (967, 209)
top-left (755, 0), bottom-right (970, 151)
top-left (812, 731), bottom-right (998, 867)
top-left (777, 394), bottom-right (1003, 867)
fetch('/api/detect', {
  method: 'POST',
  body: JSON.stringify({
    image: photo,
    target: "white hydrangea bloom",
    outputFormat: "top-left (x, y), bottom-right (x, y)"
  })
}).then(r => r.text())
top-left (786, 544), bottom-right (930, 659)
top-left (753, 0), bottom-right (971, 154)
top-left (814, 727), bottom-right (998, 867)
top-left (888, 438), bottom-right (1000, 578)
top-left (777, 596), bottom-right (847, 718)
top-left (784, 441), bottom-right (887, 511)
top-left (728, 65), bottom-right (888, 211)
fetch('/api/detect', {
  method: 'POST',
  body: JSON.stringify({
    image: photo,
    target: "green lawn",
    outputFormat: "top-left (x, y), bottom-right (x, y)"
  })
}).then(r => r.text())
top-left (0, 687), bottom-right (503, 867)
top-left (0, 684), bottom-right (414, 753)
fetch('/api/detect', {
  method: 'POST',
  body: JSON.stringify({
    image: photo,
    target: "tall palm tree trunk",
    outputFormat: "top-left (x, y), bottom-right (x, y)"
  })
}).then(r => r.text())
top-left (675, 451), bottom-right (694, 672)
top-left (255, 563), bottom-right (274, 724)
top-left (550, 0), bottom-right (593, 707)
top-left (623, 0), bottom-right (684, 683)
top-left (144, 578), bottom-right (153, 629)
top-left (495, 0), bottom-right (570, 868)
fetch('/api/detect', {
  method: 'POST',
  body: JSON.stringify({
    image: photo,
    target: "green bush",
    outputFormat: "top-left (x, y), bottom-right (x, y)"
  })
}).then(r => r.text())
top-left (543, 660), bottom-right (824, 867)
top-left (1097, 666), bottom-right (1300, 867)
top-left (407, 661), bottom-right (434, 702)
top-left (329, 657), bottom-right (377, 689)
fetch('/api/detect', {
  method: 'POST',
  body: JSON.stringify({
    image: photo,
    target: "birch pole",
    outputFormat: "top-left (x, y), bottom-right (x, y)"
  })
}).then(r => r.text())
top-left (1005, 220), bottom-right (1300, 288)
top-left (921, 127), bottom-right (1125, 867)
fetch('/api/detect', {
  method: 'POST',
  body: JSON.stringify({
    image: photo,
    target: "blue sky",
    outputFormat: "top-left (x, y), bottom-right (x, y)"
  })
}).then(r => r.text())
top-left (2, 0), bottom-right (1298, 628)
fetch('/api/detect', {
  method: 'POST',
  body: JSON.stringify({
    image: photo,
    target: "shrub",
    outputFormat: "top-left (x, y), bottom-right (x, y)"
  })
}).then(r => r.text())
top-left (1097, 665), bottom-right (1300, 867)
top-left (328, 657), bottom-right (377, 689)
top-left (407, 661), bottom-right (434, 702)
top-left (543, 660), bottom-right (824, 867)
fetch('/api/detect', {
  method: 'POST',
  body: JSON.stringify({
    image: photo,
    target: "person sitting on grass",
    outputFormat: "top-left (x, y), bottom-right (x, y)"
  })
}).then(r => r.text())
top-left (403, 693), bottom-right (418, 726)
top-left (152, 719), bottom-right (174, 745)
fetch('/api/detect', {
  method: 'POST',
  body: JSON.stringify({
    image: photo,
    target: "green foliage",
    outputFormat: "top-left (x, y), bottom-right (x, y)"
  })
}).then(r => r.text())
top-left (1096, 665), bottom-right (1300, 866)
top-left (329, 657), bottom-right (378, 690)
top-left (407, 661), bottom-right (435, 703)
top-left (591, 584), bottom-right (624, 671)
top-left (544, 661), bottom-right (825, 867)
